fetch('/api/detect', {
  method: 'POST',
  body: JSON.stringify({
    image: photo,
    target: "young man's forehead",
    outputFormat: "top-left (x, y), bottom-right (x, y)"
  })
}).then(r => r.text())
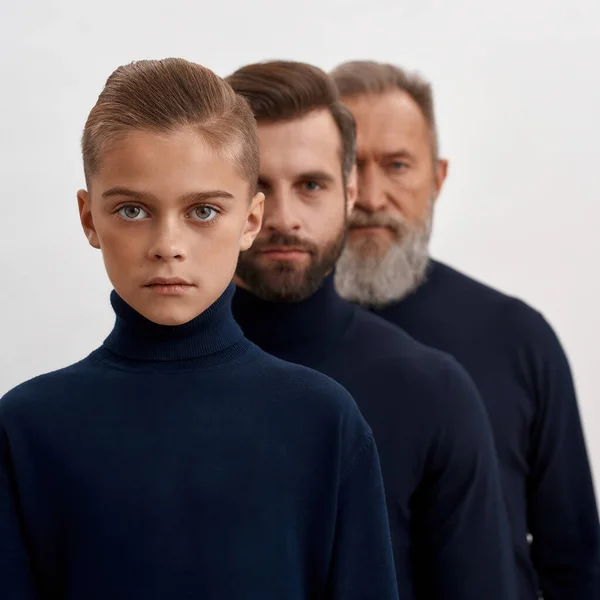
top-left (258, 110), bottom-right (340, 144)
top-left (257, 112), bottom-right (344, 174)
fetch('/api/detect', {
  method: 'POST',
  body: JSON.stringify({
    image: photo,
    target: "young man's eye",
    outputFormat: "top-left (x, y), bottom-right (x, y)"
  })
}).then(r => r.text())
top-left (302, 181), bottom-right (322, 192)
top-left (117, 205), bottom-right (148, 220)
top-left (189, 205), bottom-right (218, 222)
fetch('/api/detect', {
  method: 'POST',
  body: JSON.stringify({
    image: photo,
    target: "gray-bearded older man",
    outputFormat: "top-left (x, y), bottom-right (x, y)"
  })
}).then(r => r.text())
top-left (332, 60), bottom-right (600, 600)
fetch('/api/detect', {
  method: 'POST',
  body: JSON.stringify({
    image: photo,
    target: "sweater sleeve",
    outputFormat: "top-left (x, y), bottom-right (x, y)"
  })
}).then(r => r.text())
top-left (524, 310), bottom-right (600, 600)
top-left (0, 424), bottom-right (39, 600)
top-left (326, 433), bottom-right (399, 600)
top-left (411, 359), bottom-right (518, 600)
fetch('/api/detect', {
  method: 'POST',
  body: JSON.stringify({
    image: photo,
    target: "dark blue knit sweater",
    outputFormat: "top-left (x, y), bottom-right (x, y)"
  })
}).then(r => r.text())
top-left (233, 275), bottom-right (517, 600)
top-left (0, 283), bottom-right (398, 600)
top-left (374, 260), bottom-right (600, 600)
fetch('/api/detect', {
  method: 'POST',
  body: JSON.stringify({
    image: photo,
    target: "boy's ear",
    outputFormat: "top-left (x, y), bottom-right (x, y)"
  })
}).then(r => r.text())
top-left (240, 191), bottom-right (264, 251)
top-left (77, 189), bottom-right (100, 249)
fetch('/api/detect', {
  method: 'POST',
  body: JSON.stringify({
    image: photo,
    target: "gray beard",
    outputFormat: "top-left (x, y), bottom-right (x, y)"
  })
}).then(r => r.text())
top-left (335, 214), bottom-right (432, 308)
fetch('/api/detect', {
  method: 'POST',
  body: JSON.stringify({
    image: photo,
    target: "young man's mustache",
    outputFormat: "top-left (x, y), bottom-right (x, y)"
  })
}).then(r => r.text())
top-left (250, 233), bottom-right (318, 255)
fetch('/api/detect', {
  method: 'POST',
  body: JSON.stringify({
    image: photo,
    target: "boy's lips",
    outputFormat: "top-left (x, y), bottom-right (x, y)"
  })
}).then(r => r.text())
top-left (144, 277), bottom-right (195, 295)
top-left (145, 277), bottom-right (194, 286)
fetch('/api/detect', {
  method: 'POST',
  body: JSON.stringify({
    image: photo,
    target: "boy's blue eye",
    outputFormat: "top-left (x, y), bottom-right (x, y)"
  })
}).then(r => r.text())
top-left (118, 205), bottom-right (148, 220)
top-left (190, 206), bottom-right (217, 221)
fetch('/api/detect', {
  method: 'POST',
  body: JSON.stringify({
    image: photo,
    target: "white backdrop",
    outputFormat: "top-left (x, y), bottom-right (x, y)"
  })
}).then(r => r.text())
top-left (1, 0), bottom-right (598, 488)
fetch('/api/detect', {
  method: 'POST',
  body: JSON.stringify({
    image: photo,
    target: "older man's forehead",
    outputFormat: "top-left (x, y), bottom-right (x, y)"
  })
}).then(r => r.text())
top-left (346, 91), bottom-right (430, 149)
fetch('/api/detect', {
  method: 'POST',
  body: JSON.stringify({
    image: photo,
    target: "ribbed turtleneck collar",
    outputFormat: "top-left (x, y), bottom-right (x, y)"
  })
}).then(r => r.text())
top-left (103, 283), bottom-right (245, 362)
top-left (231, 274), bottom-right (355, 355)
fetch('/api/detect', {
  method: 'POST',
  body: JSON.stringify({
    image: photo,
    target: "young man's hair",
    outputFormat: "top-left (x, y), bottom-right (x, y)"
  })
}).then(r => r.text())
top-left (225, 61), bottom-right (356, 183)
top-left (82, 58), bottom-right (259, 193)
top-left (330, 60), bottom-right (439, 160)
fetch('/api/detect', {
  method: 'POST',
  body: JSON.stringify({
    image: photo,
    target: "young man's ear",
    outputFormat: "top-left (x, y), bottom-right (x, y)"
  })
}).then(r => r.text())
top-left (345, 164), bottom-right (358, 217)
top-left (77, 190), bottom-right (100, 249)
top-left (240, 191), bottom-right (264, 251)
top-left (433, 159), bottom-right (449, 203)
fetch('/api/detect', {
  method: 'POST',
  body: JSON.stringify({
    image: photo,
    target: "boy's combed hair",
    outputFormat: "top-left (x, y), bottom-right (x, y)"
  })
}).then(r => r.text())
top-left (330, 60), bottom-right (439, 160)
top-left (225, 61), bottom-right (356, 182)
top-left (82, 58), bottom-right (259, 192)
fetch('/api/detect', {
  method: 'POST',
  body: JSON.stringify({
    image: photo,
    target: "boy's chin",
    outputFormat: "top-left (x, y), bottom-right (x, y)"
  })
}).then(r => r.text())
top-left (130, 295), bottom-right (210, 326)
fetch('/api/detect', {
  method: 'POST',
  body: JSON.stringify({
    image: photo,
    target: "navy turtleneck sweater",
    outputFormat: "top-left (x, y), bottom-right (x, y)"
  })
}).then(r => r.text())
top-left (0, 283), bottom-right (398, 600)
top-left (372, 259), bottom-right (600, 600)
top-left (232, 275), bottom-right (517, 600)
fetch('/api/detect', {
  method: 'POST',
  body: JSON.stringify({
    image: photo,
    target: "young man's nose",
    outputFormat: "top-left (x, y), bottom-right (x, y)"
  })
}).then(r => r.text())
top-left (263, 193), bottom-right (302, 233)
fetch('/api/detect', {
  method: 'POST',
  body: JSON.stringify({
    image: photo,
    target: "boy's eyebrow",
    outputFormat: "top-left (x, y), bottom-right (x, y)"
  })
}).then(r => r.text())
top-left (101, 188), bottom-right (155, 201)
top-left (180, 191), bottom-right (236, 204)
top-left (101, 187), bottom-right (236, 202)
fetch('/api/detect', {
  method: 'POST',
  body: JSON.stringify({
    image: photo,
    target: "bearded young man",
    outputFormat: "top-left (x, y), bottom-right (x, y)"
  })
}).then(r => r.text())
top-left (332, 59), bottom-right (600, 600)
top-left (227, 60), bottom-right (517, 600)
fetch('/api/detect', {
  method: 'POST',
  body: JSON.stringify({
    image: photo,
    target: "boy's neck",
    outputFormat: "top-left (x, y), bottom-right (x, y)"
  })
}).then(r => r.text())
top-left (103, 282), bottom-right (245, 362)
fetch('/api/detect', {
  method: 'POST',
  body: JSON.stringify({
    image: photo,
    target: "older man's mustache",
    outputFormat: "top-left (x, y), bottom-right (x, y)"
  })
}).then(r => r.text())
top-left (348, 210), bottom-right (409, 237)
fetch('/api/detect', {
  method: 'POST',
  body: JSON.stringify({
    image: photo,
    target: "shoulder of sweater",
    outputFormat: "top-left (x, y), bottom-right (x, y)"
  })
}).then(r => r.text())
top-left (242, 344), bottom-right (370, 424)
top-left (0, 355), bottom-right (97, 420)
top-left (430, 260), bottom-right (521, 307)
top-left (431, 261), bottom-right (556, 344)
top-left (348, 308), bottom-right (486, 417)
top-left (351, 305), bottom-right (453, 362)
top-left (350, 306), bottom-right (470, 379)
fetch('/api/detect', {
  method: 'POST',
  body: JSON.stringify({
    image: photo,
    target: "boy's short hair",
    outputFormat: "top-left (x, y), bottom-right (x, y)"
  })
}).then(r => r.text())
top-left (82, 58), bottom-right (259, 193)
top-left (330, 60), bottom-right (439, 160)
top-left (225, 61), bottom-right (356, 182)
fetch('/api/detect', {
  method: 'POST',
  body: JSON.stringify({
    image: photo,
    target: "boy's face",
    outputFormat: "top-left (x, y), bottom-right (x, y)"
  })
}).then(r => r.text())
top-left (235, 109), bottom-right (356, 302)
top-left (78, 127), bottom-right (263, 326)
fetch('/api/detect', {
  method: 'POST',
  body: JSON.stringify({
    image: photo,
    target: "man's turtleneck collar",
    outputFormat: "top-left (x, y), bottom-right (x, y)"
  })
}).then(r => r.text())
top-left (232, 274), bottom-right (355, 354)
top-left (103, 282), bottom-right (246, 362)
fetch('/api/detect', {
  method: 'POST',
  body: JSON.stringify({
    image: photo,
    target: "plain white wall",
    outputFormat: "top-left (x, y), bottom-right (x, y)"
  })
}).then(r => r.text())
top-left (1, 0), bottom-right (598, 487)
